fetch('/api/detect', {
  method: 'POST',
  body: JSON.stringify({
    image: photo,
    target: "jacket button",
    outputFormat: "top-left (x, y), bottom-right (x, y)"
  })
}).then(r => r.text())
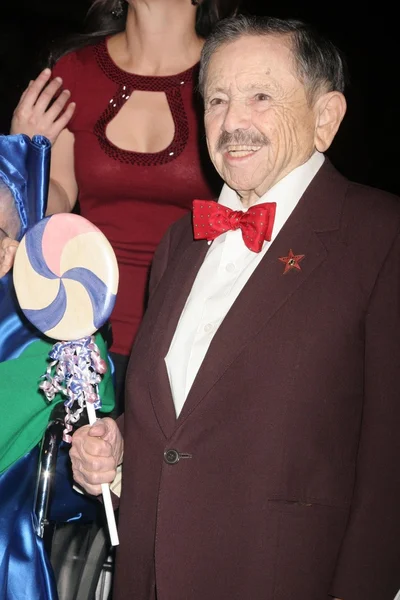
top-left (164, 449), bottom-right (180, 465)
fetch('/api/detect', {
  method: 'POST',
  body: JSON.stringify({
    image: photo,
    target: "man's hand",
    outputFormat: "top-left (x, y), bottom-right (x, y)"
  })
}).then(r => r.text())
top-left (70, 418), bottom-right (123, 496)
top-left (11, 68), bottom-right (76, 145)
top-left (0, 230), bottom-right (18, 278)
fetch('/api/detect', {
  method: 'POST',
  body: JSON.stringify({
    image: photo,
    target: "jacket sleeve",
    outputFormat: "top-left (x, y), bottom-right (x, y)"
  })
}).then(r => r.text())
top-left (329, 232), bottom-right (400, 599)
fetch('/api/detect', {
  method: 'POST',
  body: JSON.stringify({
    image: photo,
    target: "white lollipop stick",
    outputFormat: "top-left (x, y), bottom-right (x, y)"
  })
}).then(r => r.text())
top-left (86, 402), bottom-right (119, 546)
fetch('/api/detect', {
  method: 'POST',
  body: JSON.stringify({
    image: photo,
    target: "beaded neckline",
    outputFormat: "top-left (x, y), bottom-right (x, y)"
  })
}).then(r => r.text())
top-left (92, 38), bottom-right (198, 166)
top-left (94, 38), bottom-right (198, 91)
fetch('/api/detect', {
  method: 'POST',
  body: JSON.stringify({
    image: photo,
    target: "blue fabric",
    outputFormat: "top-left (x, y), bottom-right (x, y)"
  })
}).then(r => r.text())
top-left (49, 443), bottom-right (98, 523)
top-left (0, 134), bottom-right (111, 599)
top-left (0, 134), bottom-right (49, 235)
top-left (0, 134), bottom-right (50, 362)
top-left (0, 447), bottom-right (58, 600)
top-left (0, 135), bottom-right (55, 598)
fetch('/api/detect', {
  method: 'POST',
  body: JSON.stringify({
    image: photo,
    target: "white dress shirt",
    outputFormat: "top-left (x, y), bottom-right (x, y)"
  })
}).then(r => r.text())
top-left (165, 151), bottom-right (325, 416)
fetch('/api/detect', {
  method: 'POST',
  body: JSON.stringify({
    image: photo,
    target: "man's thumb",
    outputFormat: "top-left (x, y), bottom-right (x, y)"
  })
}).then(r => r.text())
top-left (88, 419), bottom-right (108, 438)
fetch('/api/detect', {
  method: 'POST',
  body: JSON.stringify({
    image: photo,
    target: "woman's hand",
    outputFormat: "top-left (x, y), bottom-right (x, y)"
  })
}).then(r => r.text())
top-left (11, 68), bottom-right (76, 145)
top-left (0, 231), bottom-right (19, 278)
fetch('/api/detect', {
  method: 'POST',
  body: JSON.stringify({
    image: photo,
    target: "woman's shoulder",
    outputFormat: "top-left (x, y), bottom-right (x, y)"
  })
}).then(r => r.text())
top-left (51, 39), bottom-right (107, 91)
top-left (54, 41), bottom-right (102, 72)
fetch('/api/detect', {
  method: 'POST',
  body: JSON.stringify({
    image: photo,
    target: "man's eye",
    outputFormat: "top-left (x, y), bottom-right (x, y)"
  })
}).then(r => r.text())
top-left (209, 98), bottom-right (225, 106)
top-left (254, 93), bottom-right (270, 101)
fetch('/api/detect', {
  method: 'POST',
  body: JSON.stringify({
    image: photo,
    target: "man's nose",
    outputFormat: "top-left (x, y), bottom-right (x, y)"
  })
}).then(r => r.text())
top-left (222, 100), bottom-right (251, 134)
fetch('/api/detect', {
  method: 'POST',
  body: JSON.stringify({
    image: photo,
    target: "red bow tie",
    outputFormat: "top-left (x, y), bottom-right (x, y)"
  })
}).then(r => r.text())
top-left (192, 200), bottom-right (276, 253)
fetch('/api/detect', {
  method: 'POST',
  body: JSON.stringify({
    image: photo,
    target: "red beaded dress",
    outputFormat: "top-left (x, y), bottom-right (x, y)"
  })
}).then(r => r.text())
top-left (52, 38), bottom-right (221, 358)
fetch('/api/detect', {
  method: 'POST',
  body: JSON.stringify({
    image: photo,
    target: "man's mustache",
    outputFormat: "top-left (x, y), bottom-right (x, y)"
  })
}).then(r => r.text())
top-left (216, 130), bottom-right (269, 152)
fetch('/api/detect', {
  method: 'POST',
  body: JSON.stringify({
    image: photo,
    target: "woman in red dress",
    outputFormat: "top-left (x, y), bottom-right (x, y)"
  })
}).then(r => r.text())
top-left (10, 0), bottom-right (241, 411)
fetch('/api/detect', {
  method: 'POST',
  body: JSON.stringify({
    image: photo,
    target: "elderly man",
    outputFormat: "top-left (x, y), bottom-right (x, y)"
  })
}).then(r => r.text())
top-left (70, 16), bottom-right (400, 600)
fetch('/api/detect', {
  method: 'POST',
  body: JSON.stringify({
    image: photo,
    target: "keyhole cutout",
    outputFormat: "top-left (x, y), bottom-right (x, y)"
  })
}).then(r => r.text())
top-left (106, 90), bottom-right (175, 154)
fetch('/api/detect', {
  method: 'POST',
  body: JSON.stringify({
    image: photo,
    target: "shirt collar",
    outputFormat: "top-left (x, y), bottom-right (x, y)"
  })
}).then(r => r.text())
top-left (218, 151), bottom-right (325, 213)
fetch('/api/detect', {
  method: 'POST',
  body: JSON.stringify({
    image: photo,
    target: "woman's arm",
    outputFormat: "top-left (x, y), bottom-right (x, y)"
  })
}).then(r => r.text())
top-left (11, 68), bottom-right (79, 214)
top-left (47, 128), bottom-right (78, 214)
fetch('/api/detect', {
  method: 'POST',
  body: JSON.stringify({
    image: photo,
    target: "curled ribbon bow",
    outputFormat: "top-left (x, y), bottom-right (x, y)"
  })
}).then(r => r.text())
top-left (39, 336), bottom-right (107, 442)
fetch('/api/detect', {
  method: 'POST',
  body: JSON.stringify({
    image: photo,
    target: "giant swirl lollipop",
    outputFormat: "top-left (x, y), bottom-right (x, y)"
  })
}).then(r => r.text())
top-left (13, 213), bottom-right (119, 546)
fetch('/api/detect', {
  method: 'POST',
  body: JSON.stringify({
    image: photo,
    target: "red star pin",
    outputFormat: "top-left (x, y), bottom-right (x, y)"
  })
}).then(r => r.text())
top-left (279, 249), bottom-right (305, 274)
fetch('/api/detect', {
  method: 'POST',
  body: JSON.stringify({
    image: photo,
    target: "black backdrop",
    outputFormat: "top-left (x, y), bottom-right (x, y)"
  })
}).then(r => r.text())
top-left (1, 1), bottom-right (399, 195)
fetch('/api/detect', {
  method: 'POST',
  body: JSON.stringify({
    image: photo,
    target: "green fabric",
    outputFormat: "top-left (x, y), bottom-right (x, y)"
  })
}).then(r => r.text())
top-left (0, 333), bottom-right (115, 474)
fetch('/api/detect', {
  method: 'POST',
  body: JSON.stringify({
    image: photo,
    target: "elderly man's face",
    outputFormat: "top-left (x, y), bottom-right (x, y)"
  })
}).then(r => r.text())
top-left (204, 34), bottom-right (319, 203)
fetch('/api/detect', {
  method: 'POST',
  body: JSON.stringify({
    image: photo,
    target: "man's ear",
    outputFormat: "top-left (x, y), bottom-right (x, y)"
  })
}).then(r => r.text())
top-left (314, 91), bottom-right (347, 152)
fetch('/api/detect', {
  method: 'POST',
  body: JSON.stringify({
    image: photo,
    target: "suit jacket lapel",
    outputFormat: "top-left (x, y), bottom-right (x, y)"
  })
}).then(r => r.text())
top-left (148, 236), bottom-right (210, 438)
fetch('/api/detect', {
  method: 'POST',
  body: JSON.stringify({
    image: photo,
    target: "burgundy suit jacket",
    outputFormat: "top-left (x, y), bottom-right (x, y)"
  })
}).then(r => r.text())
top-left (113, 161), bottom-right (400, 600)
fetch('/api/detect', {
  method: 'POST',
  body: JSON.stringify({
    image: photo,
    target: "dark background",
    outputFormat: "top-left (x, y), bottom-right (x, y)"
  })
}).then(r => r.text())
top-left (1, 1), bottom-right (398, 195)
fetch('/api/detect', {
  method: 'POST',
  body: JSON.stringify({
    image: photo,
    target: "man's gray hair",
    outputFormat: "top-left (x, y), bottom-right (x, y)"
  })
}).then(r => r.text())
top-left (199, 15), bottom-right (347, 103)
